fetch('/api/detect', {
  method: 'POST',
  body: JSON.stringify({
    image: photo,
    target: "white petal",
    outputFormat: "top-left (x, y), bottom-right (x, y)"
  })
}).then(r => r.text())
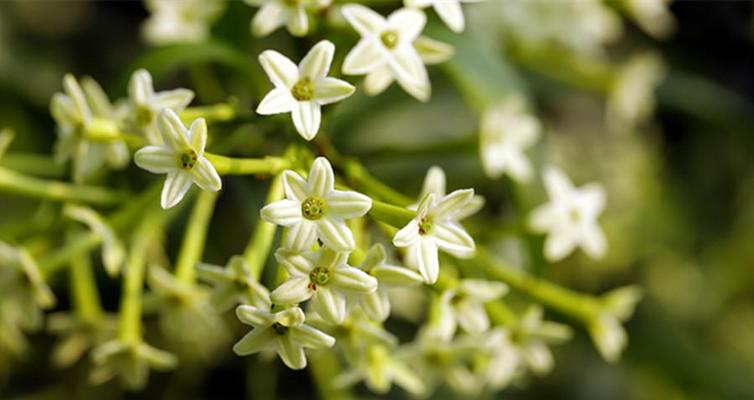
top-left (343, 39), bottom-right (386, 75)
top-left (311, 287), bottom-right (347, 324)
top-left (313, 78), bottom-right (355, 105)
top-left (371, 265), bottom-right (423, 287)
top-left (316, 217), bottom-right (355, 252)
top-left (363, 66), bottom-right (394, 96)
top-left (360, 290), bottom-right (391, 322)
top-left (257, 88), bottom-right (295, 115)
top-left (128, 69), bottom-right (153, 105)
top-left (459, 279), bottom-right (508, 301)
top-left (415, 238), bottom-right (439, 284)
top-left (251, 2), bottom-right (287, 37)
top-left (432, 189), bottom-right (474, 220)
top-left (580, 225), bottom-right (607, 260)
top-left (276, 335), bottom-right (307, 369)
top-left (286, 7), bottom-right (308, 37)
top-left (156, 109), bottom-right (190, 151)
top-left (392, 220), bottom-right (419, 247)
top-left (190, 118), bottom-right (209, 154)
top-left (282, 170), bottom-right (309, 201)
top-left (261, 199), bottom-right (303, 226)
top-left (134, 146), bottom-right (176, 174)
top-left (388, 46), bottom-right (425, 86)
top-left (341, 4), bottom-right (386, 36)
top-left (454, 300), bottom-right (489, 334)
top-left (236, 304), bottom-right (274, 327)
top-left (580, 183), bottom-right (607, 217)
top-left (395, 70), bottom-right (431, 102)
top-left (285, 221), bottom-right (318, 252)
top-left (387, 7), bottom-right (426, 42)
top-left (307, 157), bottom-right (334, 196)
top-left (544, 232), bottom-right (577, 262)
top-left (233, 327), bottom-right (277, 355)
top-left (332, 265), bottom-right (378, 293)
top-left (150, 89), bottom-right (194, 111)
top-left (543, 166), bottom-right (574, 202)
top-left (290, 325), bottom-right (335, 349)
top-left (161, 171), bottom-right (193, 209)
top-left (271, 277), bottom-right (313, 305)
top-left (529, 204), bottom-right (558, 233)
top-left (421, 166), bottom-right (446, 198)
top-left (274, 248), bottom-right (315, 277)
top-left (274, 307), bottom-right (306, 327)
top-left (431, 222), bottom-right (475, 258)
top-left (291, 101), bottom-right (321, 140)
top-left (299, 40), bottom-right (335, 80)
top-left (414, 36), bottom-right (455, 65)
top-left (191, 158), bottom-right (222, 192)
top-left (524, 343), bottom-right (554, 375)
top-left (259, 50), bottom-right (300, 89)
top-left (433, 0), bottom-right (464, 32)
top-left (326, 190), bottom-right (372, 219)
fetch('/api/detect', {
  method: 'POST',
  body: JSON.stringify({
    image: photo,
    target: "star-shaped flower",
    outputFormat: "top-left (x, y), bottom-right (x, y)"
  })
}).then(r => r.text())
top-left (505, 305), bottom-right (572, 376)
top-left (89, 339), bottom-right (177, 389)
top-left (414, 166), bottom-right (484, 220)
top-left (0, 241), bottom-right (56, 332)
top-left (134, 109), bottom-right (222, 209)
top-left (63, 205), bottom-right (125, 277)
top-left (341, 5), bottom-right (431, 101)
top-left (233, 305), bottom-right (335, 370)
top-left (529, 166), bottom-right (607, 262)
top-left (433, 279), bottom-right (508, 339)
top-left (587, 285), bottom-right (642, 363)
top-left (196, 255), bottom-right (271, 313)
top-left (256, 40), bottom-right (355, 141)
top-left (479, 96), bottom-right (541, 182)
top-left (271, 247), bottom-right (377, 324)
top-left (127, 69), bottom-right (195, 145)
top-left (334, 344), bottom-right (425, 396)
top-left (404, 0), bottom-right (482, 33)
top-left (245, 0), bottom-right (331, 37)
top-left (260, 157), bottom-right (372, 252)
top-left (393, 191), bottom-right (476, 284)
top-left (142, 0), bottom-right (226, 45)
top-left (46, 312), bottom-right (116, 369)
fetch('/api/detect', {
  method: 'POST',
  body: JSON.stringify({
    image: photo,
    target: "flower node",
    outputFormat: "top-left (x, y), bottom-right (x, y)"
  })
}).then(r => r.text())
top-left (301, 196), bottom-right (326, 220)
top-left (309, 267), bottom-right (331, 288)
top-left (272, 322), bottom-right (289, 336)
top-left (418, 217), bottom-right (432, 235)
top-left (178, 149), bottom-right (198, 169)
top-left (380, 30), bottom-right (399, 49)
top-left (291, 78), bottom-right (314, 101)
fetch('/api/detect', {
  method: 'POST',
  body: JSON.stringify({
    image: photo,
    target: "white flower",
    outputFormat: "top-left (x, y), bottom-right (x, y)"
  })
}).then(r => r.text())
top-left (341, 4), bottom-right (431, 101)
top-left (623, 0), bottom-right (675, 39)
top-left (606, 52), bottom-right (665, 134)
top-left (434, 279), bottom-right (508, 338)
top-left (271, 247), bottom-right (378, 324)
top-left (256, 40), bottom-right (355, 141)
top-left (588, 285), bottom-right (642, 362)
top-left (142, 0), bottom-right (226, 45)
top-left (260, 157), bottom-right (372, 252)
top-left (334, 344), bottom-right (425, 396)
top-left (529, 166), bottom-right (607, 262)
top-left (134, 109), bottom-right (222, 209)
top-left (479, 96), bottom-right (541, 182)
top-left (356, 244), bottom-right (423, 322)
top-left (63, 205), bottom-right (125, 277)
top-left (404, 0), bottom-right (482, 33)
top-left (233, 305), bottom-right (335, 370)
top-left (509, 305), bottom-right (572, 376)
top-left (90, 339), bottom-right (177, 389)
top-left (245, 0), bottom-right (331, 37)
top-left (482, 328), bottom-right (522, 390)
top-left (127, 69), bottom-right (195, 145)
top-left (393, 191), bottom-right (476, 284)
top-left (414, 166), bottom-right (484, 219)
top-left (0, 241), bottom-right (56, 331)
top-left (196, 256), bottom-right (271, 313)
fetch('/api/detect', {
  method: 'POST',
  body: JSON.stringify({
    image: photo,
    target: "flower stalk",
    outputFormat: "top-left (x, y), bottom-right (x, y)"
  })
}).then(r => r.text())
top-left (68, 230), bottom-right (103, 324)
top-left (205, 154), bottom-right (291, 176)
top-left (243, 174), bottom-right (283, 280)
top-left (175, 190), bottom-right (219, 284)
top-left (0, 166), bottom-right (125, 205)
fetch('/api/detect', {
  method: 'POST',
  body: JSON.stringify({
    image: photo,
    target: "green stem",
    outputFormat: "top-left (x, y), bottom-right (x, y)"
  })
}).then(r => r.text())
top-left (468, 248), bottom-right (601, 322)
top-left (205, 154), bottom-right (291, 176)
top-left (0, 153), bottom-right (66, 178)
top-left (175, 190), bottom-right (218, 284)
top-left (0, 166), bottom-right (125, 205)
top-left (342, 160), bottom-right (413, 207)
top-left (180, 103), bottom-right (236, 123)
top-left (68, 230), bottom-right (103, 324)
top-left (243, 174), bottom-right (284, 281)
top-left (309, 352), bottom-right (356, 400)
top-left (368, 200), bottom-right (415, 229)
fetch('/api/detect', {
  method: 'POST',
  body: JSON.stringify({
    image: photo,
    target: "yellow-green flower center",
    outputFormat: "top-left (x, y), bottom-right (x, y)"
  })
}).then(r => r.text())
top-left (418, 217), bottom-right (432, 235)
top-left (380, 30), bottom-right (399, 49)
top-left (291, 78), bottom-right (314, 101)
top-left (309, 267), bottom-right (332, 288)
top-left (301, 196), bottom-right (326, 220)
top-left (282, 0), bottom-right (301, 6)
top-left (178, 149), bottom-right (198, 170)
top-left (135, 106), bottom-right (153, 126)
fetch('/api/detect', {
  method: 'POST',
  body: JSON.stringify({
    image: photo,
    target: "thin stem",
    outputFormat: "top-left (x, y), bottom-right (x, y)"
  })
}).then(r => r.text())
top-left (368, 200), bottom-right (415, 229)
top-left (0, 166), bottom-right (125, 205)
top-left (0, 153), bottom-right (66, 178)
top-left (243, 174), bottom-right (283, 281)
top-left (175, 190), bottom-right (219, 284)
top-left (205, 154), bottom-right (291, 176)
top-left (180, 102), bottom-right (236, 123)
top-left (68, 230), bottom-right (103, 324)
top-left (342, 160), bottom-right (413, 207)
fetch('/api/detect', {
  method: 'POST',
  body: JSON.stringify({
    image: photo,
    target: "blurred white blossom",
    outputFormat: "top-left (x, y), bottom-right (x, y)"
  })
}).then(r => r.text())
top-left (127, 69), bottom-right (194, 145)
top-left (433, 279), bottom-right (508, 338)
top-left (246, 0), bottom-right (331, 37)
top-left (607, 52), bottom-right (665, 134)
top-left (142, 0), bottom-right (226, 45)
top-left (404, 0), bottom-right (482, 33)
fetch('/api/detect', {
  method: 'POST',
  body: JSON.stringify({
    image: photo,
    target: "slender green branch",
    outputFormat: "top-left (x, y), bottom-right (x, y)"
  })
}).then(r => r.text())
top-left (0, 166), bottom-right (125, 205)
top-left (368, 200), bottom-right (415, 229)
top-left (68, 230), bottom-right (103, 324)
top-left (205, 154), bottom-right (291, 176)
top-left (180, 102), bottom-right (236, 123)
top-left (342, 160), bottom-right (413, 207)
top-left (175, 190), bottom-right (219, 284)
top-left (0, 153), bottom-right (66, 178)
top-left (243, 174), bottom-right (283, 281)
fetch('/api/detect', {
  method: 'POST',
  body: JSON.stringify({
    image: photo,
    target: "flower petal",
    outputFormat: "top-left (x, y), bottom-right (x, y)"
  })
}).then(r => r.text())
top-left (432, 189), bottom-right (474, 220)
top-left (282, 170), bottom-right (309, 201)
top-left (364, 66), bottom-right (394, 96)
top-left (161, 170), bottom-right (193, 209)
top-left (274, 307), bottom-right (306, 327)
top-left (343, 39), bottom-right (386, 75)
top-left (285, 221), bottom-right (318, 252)
top-left (392, 219), bottom-right (419, 248)
top-left (290, 325), bottom-right (335, 349)
top-left (459, 279), bottom-right (508, 301)
top-left (156, 109), bottom-right (190, 151)
top-left (542, 165), bottom-right (574, 202)
top-left (387, 7), bottom-right (426, 42)
top-left (233, 327), bottom-right (277, 355)
top-left (332, 265), bottom-right (378, 293)
top-left (276, 334), bottom-right (307, 369)
top-left (414, 36), bottom-right (455, 65)
top-left (128, 69), bottom-right (153, 105)
top-left (134, 146), bottom-right (175, 174)
top-left (311, 287), bottom-right (347, 324)
top-left (313, 78), bottom-right (355, 105)
top-left (191, 158), bottom-right (222, 192)
top-left (544, 231), bottom-right (577, 262)
top-left (271, 277), bottom-right (313, 305)
top-left (341, 4), bottom-right (386, 36)
top-left (316, 216), bottom-right (355, 252)
top-left (371, 264), bottom-right (423, 287)
top-left (326, 190), bottom-right (372, 219)
top-left (274, 248), bottom-right (315, 277)
top-left (455, 299), bottom-right (489, 334)
top-left (414, 238), bottom-right (439, 284)
top-left (580, 225), bottom-right (607, 260)
top-left (150, 89), bottom-right (194, 111)
top-left (307, 157), bottom-right (334, 196)
top-left (286, 7), bottom-right (308, 37)
top-left (299, 40), bottom-right (335, 80)
top-left (433, 0), bottom-right (465, 33)
top-left (261, 199), bottom-right (303, 226)
top-left (259, 50), bottom-right (300, 89)
top-left (291, 101), bottom-right (321, 140)
top-left (236, 304), bottom-right (274, 327)
top-left (257, 87), bottom-right (295, 115)
top-left (430, 221), bottom-right (475, 258)
top-left (189, 118), bottom-right (207, 154)
top-left (360, 290), bottom-right (391, 322)
top-left (251, 2), bottom-right (287, 37)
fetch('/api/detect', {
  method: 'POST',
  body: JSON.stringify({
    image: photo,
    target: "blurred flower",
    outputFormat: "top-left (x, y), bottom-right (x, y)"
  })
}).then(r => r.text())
top-left (50, 74), bottom-right (129, 183)
top-left (622, 0), bottom-right (676, 39)
top-left (89, 338), bottom-right (178, 390)
top-left (306, 308), bottom-right (396, 363)
top-left (481, 328), bottom-right (521, 390)
top-left (404, 0), bottom-right (482, 33)
top-left (479, 96), bottom-right (541, 182)
top-left (245, 0), bottom-right (331, 37)
top-left (261, 157), bottom-right (372, 252)
top-left (413, 166), bottom-right (484, 219)
top-left (334, 344), bottom-right (425, 396)
top-left (47, 312), bottom-right (116, 369)
top-left (393, 191), bottom-right (476, 284)
top-left (0, 315), bottom-right (28, 357)
top-left (606, 52), bottom-right (665, 134)
top-left (507, 305), bottom-right (572, 376)
top-left (256, 40), bottom-right (355, 141)
top-left (196, 255), bottom-right (271, 313)
top-left (134, 109), bottom-right (221, 209)
top-left (63, 204), bottom-right (125, 277)
top-left (233, 305), bottom-right (335, 369)
top-left (272, 246), bottom-right (377, 324)
top-left (127, 68), bottom-right (194, 145)
top-left (142, 0), bottom-right (226, 45)
top-left (433, 279), bottom-right (508, 338)
top-left (341, 5), bottom-right (431, 101)
top-left (414, 36), bottom-right (455, 65)
top-left (529, 166), bottom-right (607, 262)
top-left (588, 285), bottom-right (643, 363)
top-left (0, 241), bottom-right (55, 332)
top-left (355, 244), bottom-right (423, 322)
